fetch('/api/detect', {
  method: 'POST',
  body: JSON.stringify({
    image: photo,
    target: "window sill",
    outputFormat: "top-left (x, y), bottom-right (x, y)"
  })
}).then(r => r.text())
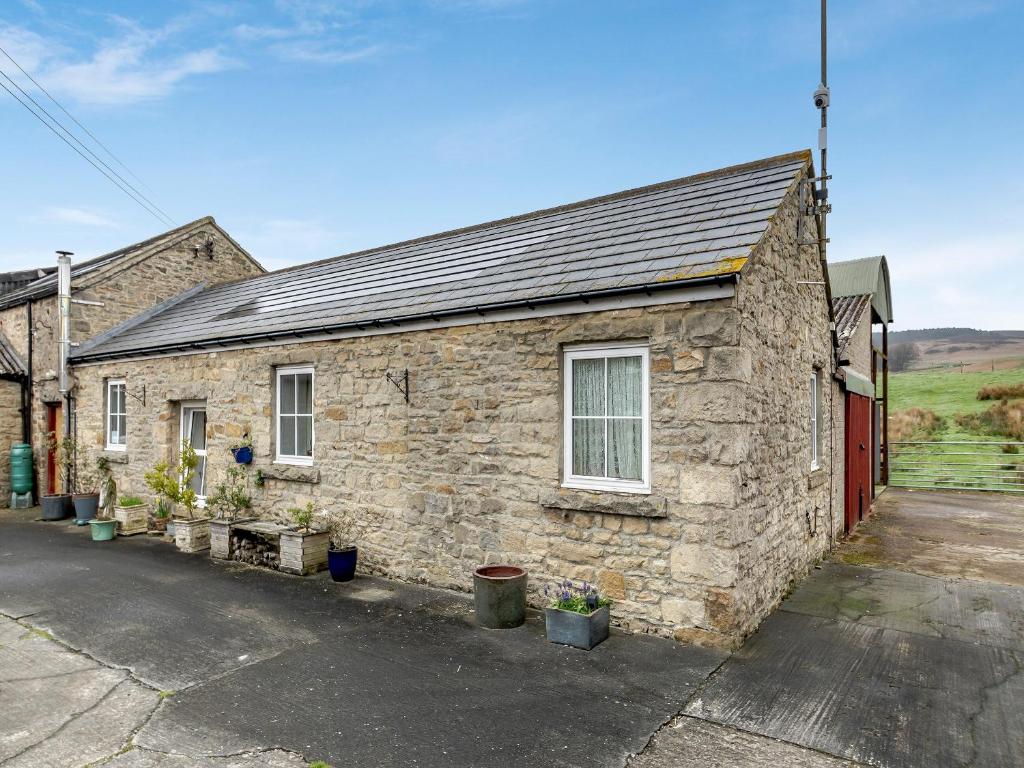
top-left (261, 464), bottom-right (320, 484)
top-left (102, 450), bottom-right (129, 464)
top-left (807, 469), bottom-right (828, 490)
top-left (541, 489), bottom-right (668, 518)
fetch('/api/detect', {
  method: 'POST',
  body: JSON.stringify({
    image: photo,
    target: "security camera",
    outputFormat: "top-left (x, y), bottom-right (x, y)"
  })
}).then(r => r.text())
top-left (813, 84), bottom-right (830, 109)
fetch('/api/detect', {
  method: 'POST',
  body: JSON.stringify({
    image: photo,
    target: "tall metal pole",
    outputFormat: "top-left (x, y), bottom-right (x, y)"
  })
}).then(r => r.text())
top-left (819, 0), bottom-right (828, 264)
top-left (56, 250), bottom-right (73, 493)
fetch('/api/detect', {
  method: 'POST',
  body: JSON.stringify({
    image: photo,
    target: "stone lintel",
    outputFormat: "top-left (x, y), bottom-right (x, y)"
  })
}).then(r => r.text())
top-left (541, 489), bottom-right (668, 518)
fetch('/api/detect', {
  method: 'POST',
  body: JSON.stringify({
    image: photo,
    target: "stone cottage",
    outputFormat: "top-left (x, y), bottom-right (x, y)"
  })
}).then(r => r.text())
top-left (68, 150), bottom-right (841, 647)
top-left (0, 217), bottom-right (264, 501)
top-left (829, 256), bottom-right (894, 531)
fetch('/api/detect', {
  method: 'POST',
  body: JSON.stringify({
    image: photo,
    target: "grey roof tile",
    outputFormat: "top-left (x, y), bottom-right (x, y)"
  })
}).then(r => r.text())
top-left (72, 151), bottom-right (810, 361)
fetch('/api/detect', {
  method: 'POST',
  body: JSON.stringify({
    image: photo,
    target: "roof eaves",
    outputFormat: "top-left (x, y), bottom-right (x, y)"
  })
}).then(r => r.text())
top-left (72, 272), bottom-right (739, 364)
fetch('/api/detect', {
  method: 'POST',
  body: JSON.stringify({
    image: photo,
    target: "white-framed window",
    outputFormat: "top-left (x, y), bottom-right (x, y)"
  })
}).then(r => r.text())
top-left (105, 379), bottom-right (127, 451)
top-left (562, 343), bottom-right (650, 494)
top-left (180, 402), bottom-right (208, 504)
top-left (276, 365), bottom-right (314, 465)
top-left (810, 369), bottom-right (821, 470)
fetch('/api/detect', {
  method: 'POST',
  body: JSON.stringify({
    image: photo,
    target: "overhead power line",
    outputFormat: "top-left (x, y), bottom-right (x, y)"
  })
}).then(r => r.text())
top-left (0, 43), bottom-right (158, 199)
top-left (0, 73), bottom-right (175, 227)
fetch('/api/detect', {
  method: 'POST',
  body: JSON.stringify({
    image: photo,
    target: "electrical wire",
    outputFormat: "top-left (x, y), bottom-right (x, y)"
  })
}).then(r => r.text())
top-left (0, 43), bottom-right (158, 198)
top-left (0, 68), bottom-right (175, 228)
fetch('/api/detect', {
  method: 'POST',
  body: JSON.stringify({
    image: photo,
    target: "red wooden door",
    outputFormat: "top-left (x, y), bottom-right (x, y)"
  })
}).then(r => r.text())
top-left (45, 402), bottom-right (62, 495)
top-left (844, 393), bottom-right (872, 533)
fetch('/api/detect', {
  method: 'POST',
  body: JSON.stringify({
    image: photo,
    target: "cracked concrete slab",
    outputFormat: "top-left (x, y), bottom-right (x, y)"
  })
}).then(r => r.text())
top-left (1, 513), bottom-right (725, 768)
top-left (98, 747), bottom-right (310, 767)
top-left (685, 610), bottom-right (1024, 767)
top-left (627, 716), bottom-right (865, 768)
top-left (782, 562), bottom-right (1024, 650)
top-left (0, 616), bottom-right (159, 768)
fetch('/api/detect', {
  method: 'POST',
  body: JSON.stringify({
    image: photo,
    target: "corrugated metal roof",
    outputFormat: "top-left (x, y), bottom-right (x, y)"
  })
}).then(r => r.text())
top-left (0, 332), bottom-right (27, 379)
top-left (834, 294), bottom-right (870, 357)
top-left (0, 216), bottom-right (260, 311)
top-left (73, 150), bottom-right (811, 363)
top-left (827, 255), bottom-right (892, 323)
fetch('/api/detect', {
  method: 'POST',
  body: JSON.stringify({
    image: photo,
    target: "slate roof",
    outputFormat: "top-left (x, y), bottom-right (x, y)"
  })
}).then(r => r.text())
top-left (73, 150), bottom-right (811, 363)
top-left (834, 294), bottom-right (871, 357)
top-left (0, 267), bottom-right (56, 296)
top-left (0, 217), bottom-right (261, 312)
top-left (0, 332), bottom-right (27, 379)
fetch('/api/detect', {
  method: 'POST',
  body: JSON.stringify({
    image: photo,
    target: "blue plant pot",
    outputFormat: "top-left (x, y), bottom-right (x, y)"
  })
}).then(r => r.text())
top-left (328, 546), bottom-right (358, 582)
top-left (231, 446), bottom-right (253, 464)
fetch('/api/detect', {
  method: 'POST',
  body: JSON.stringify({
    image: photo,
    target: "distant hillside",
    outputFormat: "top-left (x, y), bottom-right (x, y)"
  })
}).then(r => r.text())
top-left (875, 327), bottom-right (1024, 372)
top-left (879, 327), bottom-right (1024, 344)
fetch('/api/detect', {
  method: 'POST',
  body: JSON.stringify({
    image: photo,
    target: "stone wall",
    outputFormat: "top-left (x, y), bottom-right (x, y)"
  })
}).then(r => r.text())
top-left (729, 178), bottom-right (841, 637)
top-left (70, 224), bottom-right (263, 341)
top-left (72, 295), bottom-right (766, 645)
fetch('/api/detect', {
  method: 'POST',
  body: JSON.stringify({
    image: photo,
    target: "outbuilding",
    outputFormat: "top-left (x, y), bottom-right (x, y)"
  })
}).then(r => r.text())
top-left (67, 150), bottom-right (841, 646)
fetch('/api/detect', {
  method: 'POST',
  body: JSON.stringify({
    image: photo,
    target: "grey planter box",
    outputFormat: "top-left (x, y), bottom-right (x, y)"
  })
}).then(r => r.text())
top-left (545, 605), bottom-right (610, 650)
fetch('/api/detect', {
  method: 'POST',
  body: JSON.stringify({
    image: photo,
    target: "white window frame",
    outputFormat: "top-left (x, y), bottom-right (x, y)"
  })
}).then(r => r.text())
top-left (275, 365), bottom-right (315, 466)
top-left (562, 342), bottom-right (651, 494)
top-left (105, 379), bottom-right (127, 451)
top-left (180, 401), bottom-right (208, 505)
top-left (810, 370), bottom-right (821, 470)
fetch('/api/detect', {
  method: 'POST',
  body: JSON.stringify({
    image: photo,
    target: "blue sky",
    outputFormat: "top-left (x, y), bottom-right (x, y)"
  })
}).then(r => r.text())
top-left (1, 0), bottom-right (1021, 331)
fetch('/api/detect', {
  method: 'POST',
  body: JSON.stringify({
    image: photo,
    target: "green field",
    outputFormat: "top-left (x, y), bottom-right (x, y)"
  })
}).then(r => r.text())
top-left (888, 363), bottom-right (1024, 492)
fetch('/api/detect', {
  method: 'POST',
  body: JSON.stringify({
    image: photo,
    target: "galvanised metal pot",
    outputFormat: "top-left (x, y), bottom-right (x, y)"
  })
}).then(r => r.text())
top-left (41, 494), bottom-right (73, 521)
top-left (545, 604), bottom-right (610, 650)
top-left (473, 565), bottom-right (527, 629)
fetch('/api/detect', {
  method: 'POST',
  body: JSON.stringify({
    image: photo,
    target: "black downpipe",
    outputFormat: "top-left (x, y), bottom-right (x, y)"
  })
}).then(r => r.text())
top-left (26, 299), bottom-right (36, 504)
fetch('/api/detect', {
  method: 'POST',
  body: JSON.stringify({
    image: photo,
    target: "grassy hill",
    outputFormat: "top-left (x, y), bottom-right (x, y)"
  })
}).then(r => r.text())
top-left (888, 363), bottom-right (1024, 492)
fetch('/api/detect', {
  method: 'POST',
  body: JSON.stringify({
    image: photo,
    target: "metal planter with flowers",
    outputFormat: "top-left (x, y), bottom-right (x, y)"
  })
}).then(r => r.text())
top-left (544, 579), bottom-right (612, 650)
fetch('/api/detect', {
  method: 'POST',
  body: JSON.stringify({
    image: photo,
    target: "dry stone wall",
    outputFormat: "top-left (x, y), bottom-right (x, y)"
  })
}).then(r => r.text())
top-left (729, 182), bottom-right (842, 637)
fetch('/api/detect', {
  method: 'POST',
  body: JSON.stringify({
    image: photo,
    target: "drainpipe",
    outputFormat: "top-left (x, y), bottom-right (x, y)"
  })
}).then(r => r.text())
top-left (57, 251), bottom-right (73, 494)
top-left (26, 300), bottom-right (36, 502)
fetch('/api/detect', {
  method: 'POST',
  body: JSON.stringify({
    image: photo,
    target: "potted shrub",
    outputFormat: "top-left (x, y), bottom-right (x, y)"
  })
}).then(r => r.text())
top-left (230, 435), bottom-right (253, 465)
top-left (145, 440), bottom-right (210, 552)
top-left (113, 495), bottom-right (149, 536)
top-left (279, 502), bottom-right (329, 576)
top-left (148, 500), bottom-right (172, 534)
top-left (41, 431), bottom-right (73, 521)
top-left (544, 580), bottom-right (612, 650)
top-left (208, 466), bottom-right (255, 559)
top-left (69, 440), bottom-right (101, 525)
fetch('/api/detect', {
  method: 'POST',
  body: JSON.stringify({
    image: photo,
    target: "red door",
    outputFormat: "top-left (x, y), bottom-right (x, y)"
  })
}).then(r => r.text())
top-left (844, 393), bottom-right (872, 533)
top-left (46, 403), bottom-right (62, 495)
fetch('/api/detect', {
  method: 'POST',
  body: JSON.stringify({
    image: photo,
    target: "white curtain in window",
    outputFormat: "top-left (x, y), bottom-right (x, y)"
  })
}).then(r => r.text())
top-left (572, 358), bottom-right (604, 476)
top-left (608, 356), bottom-right (642, 480)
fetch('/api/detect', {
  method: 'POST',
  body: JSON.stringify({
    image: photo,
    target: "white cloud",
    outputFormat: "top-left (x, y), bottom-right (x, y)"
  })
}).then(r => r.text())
top-left (39, 207), bottom-right (118, 228)
top-left (0, 19), bottom-right (234, 106)
top-left (269, 39), bottom-right (383, 64)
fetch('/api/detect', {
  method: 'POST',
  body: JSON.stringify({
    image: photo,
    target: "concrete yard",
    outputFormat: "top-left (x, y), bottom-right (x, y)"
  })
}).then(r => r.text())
top-left (2, 488), bottom-right (1023, 767)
